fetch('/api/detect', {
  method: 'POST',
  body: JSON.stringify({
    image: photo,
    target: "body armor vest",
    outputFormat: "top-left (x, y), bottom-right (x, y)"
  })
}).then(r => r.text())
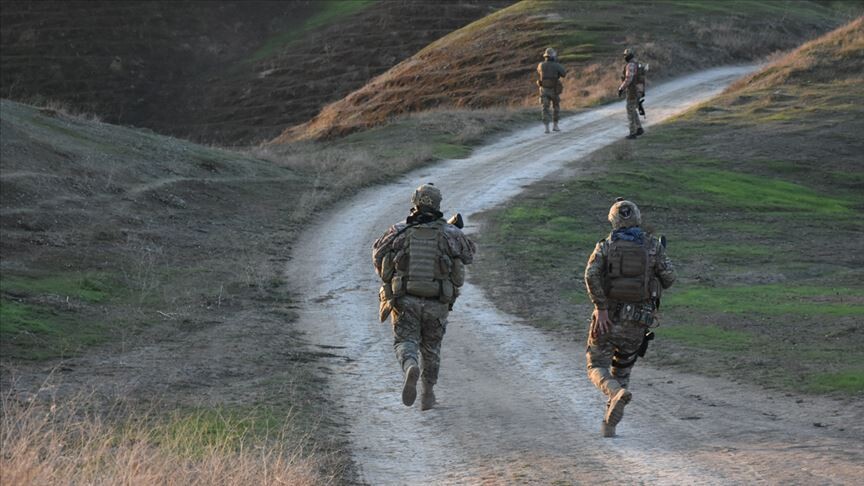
top-left (392, 222), bottom-right (455, 302)
top-left (622, 62), bottom-right (646, 96)
top-left (605, 237), bottom-right (657, 303)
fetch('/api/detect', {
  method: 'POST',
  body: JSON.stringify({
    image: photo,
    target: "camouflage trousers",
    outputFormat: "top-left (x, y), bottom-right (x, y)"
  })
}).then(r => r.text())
top-left (586, 318), bottom-right (646, 397)
top-left (392, 295), bottom-right (449, 385)
top-left (539, 88), bottom-right (561, 123)
top-left (626, 95), bottom-right (642, 135)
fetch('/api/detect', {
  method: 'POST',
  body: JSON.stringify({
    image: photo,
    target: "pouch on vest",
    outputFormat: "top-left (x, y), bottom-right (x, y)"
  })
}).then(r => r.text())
top-left (405, 226), bottom-right (441, 298)
top-left (381, 252), bottom-right (395, 282)
top-left (606, 239), bottom-right (649, 302)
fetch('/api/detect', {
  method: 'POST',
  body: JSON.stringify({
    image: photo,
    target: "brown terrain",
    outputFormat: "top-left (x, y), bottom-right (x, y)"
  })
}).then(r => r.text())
top-left (1, 1), bottom-right (862, 484)
top-left (1, 0), bottom-right (510, 145)
top-left (277, 0), bottom-right (850, 141)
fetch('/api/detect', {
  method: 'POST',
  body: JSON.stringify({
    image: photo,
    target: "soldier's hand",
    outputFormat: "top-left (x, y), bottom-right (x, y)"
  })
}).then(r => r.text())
top-left (591, 308), bottom-right (613, 338)
top-left (617, 88), bottom-right (624, 98)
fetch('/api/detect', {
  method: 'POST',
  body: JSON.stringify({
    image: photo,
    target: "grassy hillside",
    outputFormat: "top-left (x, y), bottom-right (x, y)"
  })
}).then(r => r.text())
top-left (472, 18), bottom-right (864, 395)
top-left (0, 0), bottom-right (509, 145)
top-left (278, 0), bottom-right (856, 141)
top-left (0, 96), bottom-right (531, 481)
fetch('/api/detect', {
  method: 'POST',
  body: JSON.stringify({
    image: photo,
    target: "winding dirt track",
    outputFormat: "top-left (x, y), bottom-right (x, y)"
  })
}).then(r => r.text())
top-left (289, 67), bottom-right (864, 485)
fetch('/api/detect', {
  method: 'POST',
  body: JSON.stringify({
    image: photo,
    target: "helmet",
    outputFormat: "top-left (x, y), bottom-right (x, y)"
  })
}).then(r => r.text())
top-left (411, 183), bottom-right (442, 211)
top-left (543, 47), bottom-right (557, 60)
top-left (623, 48), bottom-right (635, 61)
top-left (608, 198), bottom-right (641, 230)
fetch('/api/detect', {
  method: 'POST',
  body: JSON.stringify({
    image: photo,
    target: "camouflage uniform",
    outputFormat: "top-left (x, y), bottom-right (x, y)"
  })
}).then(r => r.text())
top-left (537, 48), bottom-right (566, 131)
top-left (584, 199), bottom-right (675, 435)
top-left (372, 185), bottom-right (475, 409)
top-left (618, 49), bottom-right (644, 137)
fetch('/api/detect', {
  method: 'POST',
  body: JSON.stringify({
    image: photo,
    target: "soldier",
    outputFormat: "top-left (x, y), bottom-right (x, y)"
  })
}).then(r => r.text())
top-left (584, 198), bottom-right (675, 437)
top-left (372, 183), bottom-right (475, 411)
top-left (617, 48), bottom-right (646, 139)
top-left (536, 47), bottom-right (566, 133)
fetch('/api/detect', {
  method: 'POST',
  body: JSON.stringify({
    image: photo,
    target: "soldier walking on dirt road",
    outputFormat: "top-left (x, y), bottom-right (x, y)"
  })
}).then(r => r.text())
top-left (372, 184), bottom-right (475, 411)
top-left (618, 48), bottom-right (646, 139)
top-left (584, 198), bottom-right (675, 437)
top-left (537, 47), bottom-right (566, 133)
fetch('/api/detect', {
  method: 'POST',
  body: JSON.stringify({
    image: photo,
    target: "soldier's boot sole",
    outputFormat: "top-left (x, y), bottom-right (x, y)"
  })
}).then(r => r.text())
top-left (604, 388), bottom-right (632, 426)
top-left (625, 134), bottom-right (638, 140)
top-left (601, 421), bottom-right (616, 438)
top-left (402, 365), bottom-right (419, 406)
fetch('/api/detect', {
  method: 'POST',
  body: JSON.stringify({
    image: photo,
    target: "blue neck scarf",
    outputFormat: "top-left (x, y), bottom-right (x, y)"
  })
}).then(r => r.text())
top-left (611, 226), bottom-right (644, 245)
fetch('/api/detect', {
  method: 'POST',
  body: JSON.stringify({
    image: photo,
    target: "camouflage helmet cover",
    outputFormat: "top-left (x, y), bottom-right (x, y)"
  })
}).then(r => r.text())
top-left (608, 197), bottom-right (641, 230)
top-left (543, 47), bottom-right (557, 59)
top-left (411, 183), bottom-right (442, 211)
top-left (623, 48), bottom-right (635, 60)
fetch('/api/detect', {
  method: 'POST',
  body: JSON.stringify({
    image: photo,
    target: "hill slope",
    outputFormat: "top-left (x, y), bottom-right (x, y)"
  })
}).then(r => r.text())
top-left (0, 0), bottom-right (509, 145)
top-left (277, 0), bottom-right (855, 141)
top-left (472, 17), bottom-right (864, 394)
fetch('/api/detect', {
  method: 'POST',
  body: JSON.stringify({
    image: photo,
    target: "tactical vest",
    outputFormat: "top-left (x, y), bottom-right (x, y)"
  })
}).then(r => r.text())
top-left (538, 61), bottom-right (563, 92)
top-left (622, 62), bottom-right (647, 96)
top-left (604, 236), bottom-right (659, 303)
top-left (391, 222), bottom-right (455, 303)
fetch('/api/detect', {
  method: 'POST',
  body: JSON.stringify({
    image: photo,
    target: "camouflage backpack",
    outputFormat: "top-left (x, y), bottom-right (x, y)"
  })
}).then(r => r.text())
top-left (392, 222), bottom-right (455, 303)
top-left (604, 236), bottom-right (658, 303)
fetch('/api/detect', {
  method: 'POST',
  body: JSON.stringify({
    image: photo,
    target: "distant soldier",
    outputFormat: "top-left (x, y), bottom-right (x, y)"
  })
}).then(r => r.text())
top-left (536, 47), bottom-right (566, 133)
top-left (584, 198), bottom-right (675, 437)
top-left (372, 184), bottom-right (475, 411)
top-left (618, 48), bottom-right (646, 139)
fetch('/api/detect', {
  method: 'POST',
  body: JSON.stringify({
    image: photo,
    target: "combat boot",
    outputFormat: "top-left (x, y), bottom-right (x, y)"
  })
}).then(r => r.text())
top-left (401, 360), bottom-right (419, 406)
top-left (544, 122), bottom-right (550, 134)
top-left (604, 388), bottom-right (632, 428)
top-left (601, 421), bottom-right (616, 438)
top-left (625, 133), bottom-right (638, 140)
top-left (635, 127), bottom-right (644, 136)
top-left (420, 382), bottom-right (436, 411)
top-left (552, 121), bottom-right (560, 132)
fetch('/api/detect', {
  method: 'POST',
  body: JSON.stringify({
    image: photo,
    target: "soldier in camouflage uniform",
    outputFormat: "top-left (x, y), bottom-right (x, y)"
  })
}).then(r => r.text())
top-left (372, 184), bottom-right (475, 411)
top-left (537, 47), bottom-right (566, 133)
top-left (618, 48), bottom-right (645, 139)
top-left (584, 198), bottom-right (675, 437)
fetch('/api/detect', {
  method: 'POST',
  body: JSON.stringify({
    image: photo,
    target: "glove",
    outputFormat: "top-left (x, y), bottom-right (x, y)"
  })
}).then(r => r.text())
top-left (617, 88), bottom-right (624, 98)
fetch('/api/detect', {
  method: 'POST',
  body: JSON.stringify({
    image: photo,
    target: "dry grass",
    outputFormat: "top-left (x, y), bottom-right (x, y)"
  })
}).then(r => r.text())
top-left (277, 0), bottom-right (853, 142)
top-left (1, 387), bottom-right (329, 486)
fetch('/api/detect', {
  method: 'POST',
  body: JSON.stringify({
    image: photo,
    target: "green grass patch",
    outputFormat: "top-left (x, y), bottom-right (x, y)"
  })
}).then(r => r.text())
top-left (433, 142), bottom-right (472, 160)
top-left (147, 406), bottom-right (290, 458)
top-left (659, 324), bottom-right (754, 351)
top-left (803, 370), bottom-right (864, 393)
top-left (0, 298), bottom-right (112, 359)
top-left (1, 272), bottom-right (117, 303)
top-left (248, 0), bottom-right (375, 62)
top-left (666, 285), bottom-right (864, 317)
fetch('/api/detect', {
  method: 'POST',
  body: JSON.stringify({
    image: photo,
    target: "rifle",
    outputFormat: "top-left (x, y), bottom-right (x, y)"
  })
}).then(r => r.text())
top-left (638, 97), bottom-right (646, 118)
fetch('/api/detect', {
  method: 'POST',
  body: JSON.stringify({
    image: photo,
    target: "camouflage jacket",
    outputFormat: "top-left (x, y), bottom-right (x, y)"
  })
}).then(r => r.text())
top-left (584, 232), bottom-right (675, 310)
top-left (618, 60), bottom-right (639, 94)
top-left (372, 219), bottom-right (476, 282)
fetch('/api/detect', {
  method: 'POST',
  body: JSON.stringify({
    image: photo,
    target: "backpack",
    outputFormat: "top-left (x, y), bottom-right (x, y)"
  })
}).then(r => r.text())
top-left (391, 222), bottom-right (455, 302)
top-left (605, 238), bottom-right (651, 302)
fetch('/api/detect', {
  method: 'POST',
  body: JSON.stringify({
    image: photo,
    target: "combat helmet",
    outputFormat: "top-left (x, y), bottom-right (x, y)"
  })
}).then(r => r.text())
top-left (608, 197), bottom-right (641, 230)
top-left (543, 47), bottom-right (557, 60)
top-left (411, 183), bottom-right (442, 212)
top-left (623, 48), bottom-right (635, 61)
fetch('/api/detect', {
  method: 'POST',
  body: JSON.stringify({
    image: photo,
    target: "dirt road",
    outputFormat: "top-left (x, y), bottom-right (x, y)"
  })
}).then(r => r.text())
top-left (289, 66), bottom-right (864, 485)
